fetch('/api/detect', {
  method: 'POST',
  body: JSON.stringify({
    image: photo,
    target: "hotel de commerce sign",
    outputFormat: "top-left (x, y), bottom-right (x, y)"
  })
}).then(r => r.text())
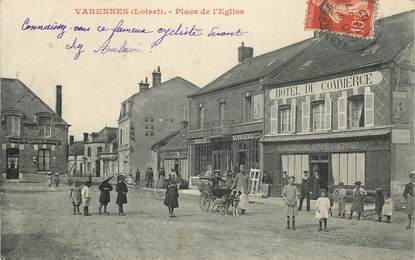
top-left (269, 71), bottom-right (383, 100)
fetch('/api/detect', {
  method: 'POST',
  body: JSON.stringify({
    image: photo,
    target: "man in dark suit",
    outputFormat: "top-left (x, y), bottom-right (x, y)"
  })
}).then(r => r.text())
top-left (403, 171), bottom-right (415, 229)
top-left (298, 170), bottom-right (313, 212)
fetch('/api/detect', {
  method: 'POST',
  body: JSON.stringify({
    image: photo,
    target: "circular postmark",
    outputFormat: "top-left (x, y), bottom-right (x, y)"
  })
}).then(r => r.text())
top-left (318, 0), bottom-right (380, 52)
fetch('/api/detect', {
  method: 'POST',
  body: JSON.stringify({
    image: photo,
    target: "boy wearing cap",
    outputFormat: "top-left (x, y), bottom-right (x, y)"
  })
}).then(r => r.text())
top-left (403, 171), bottom-right (415, 229)
top-left (349, 181), bottom-right (367, 220)
top-left (282, 176), bottom-right (299, 230)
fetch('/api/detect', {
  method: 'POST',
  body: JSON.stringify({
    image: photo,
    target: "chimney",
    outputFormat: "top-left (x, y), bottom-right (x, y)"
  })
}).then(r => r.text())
top-left (139, 77), bottom-right (150, 92)
top-left (152, 66), bottom-right (161, 88)
top-left (238, 42), bottom-right (253, 63)
top-left (69, 135), bottom-right (74, 146)
top-left (56, 85), bottom-right (62, 117)
top-left (83, 133), bottom-right (89, 143)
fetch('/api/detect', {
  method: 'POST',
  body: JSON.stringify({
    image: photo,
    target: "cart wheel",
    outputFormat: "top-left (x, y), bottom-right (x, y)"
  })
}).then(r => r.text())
top-left (200, 191), bottom-right (210, 212)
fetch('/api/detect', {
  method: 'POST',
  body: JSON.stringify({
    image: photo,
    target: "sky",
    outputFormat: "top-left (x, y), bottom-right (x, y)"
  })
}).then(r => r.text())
top-left (1, 0), bottom-right (414, 140)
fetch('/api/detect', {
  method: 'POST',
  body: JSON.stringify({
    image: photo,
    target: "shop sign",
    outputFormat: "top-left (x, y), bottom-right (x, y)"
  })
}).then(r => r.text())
top-left (269, 71), bottom-right (383, 100)
top-left (8, 137), bottom-right (61, 145)
top-left (232, 132), bottom-right (262, 141)
top-left (191, 138), bottom-right (211, 145)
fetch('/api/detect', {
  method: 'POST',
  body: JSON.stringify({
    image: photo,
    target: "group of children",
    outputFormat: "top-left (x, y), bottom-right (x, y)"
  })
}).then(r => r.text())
top-left (282, 176), bottom-right (393, 232)
top-left (69, 175), bottom-right (128, 216)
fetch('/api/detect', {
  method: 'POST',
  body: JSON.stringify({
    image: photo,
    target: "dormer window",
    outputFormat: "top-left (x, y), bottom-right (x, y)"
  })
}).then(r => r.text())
top-left (6, 115), bottom-right (21, 137)
top-left (39, 116), bottom-right (52, 137)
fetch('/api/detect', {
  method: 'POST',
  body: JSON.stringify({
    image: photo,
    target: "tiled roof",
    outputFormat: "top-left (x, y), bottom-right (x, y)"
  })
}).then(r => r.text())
top-left (68, 141), bottom-right (84, 156)
top-left (89, 127), bottom-right (118, 143)
top-left (269, 10), bottom-right (414, 85)
top-left (189, 38), bottom-right (315, 97)
top-left (160, 127), bottom-right (188, 152)
top-left (151, 129), bottom-right (182, 150)
top-left (1, 78), bottom-right (68, 125)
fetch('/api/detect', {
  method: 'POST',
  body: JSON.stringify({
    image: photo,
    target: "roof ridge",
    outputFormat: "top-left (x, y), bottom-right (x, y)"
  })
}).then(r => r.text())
top-left (1, 78), bottom-right (69, 125)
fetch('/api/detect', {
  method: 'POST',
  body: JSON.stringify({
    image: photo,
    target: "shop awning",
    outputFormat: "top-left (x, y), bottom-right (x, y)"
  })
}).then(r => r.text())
top-left (262, 128), bottom-right (391, 143)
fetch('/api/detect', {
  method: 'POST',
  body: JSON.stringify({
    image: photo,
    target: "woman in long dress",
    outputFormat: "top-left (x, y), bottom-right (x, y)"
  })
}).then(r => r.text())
top-left (116, 175), bottom-right (128, 216)
top-left (164, 174), bottom-right (179, 217)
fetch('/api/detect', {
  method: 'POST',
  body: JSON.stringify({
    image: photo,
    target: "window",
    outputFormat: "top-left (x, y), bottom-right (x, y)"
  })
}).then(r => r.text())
top-left (87, 147), bottom-right (91, 157)
top-left (311, 101), bottom-right (325, 130)
top-left (97, 147), bottom-right (102, 154)
top-left (332, 153), bottom-right (365, 185)
top-left (244, 96), bottom-right (252, 122)
top-left (197, 105), bottom-right (205, 129)
top-left (219, 102), bottom-right (225, 126)
top-left (87, 162), bottom-right (91, 172)
top-left (39, 117), bottom-right (51, 137)
top-left (119, 130), bottom-right (123, 145)
top-left (348, 95), bottom-right (364, 128)
top-left (278, 106), bottom-right (291, 133)
top-left (195, 143), bottom-right (212, 175)
top-left (6, 115), bottom-right (21, 137)
top-left (145, 117), bottom-right (148, 122)
top-left (38, 149), bottom-right (50, 171)
top-left (281, 154), bottom-right (309, 184)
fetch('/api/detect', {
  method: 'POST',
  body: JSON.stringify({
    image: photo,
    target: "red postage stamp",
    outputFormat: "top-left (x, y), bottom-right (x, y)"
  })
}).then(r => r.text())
top-left (304, 0), bottom-right (377, 38)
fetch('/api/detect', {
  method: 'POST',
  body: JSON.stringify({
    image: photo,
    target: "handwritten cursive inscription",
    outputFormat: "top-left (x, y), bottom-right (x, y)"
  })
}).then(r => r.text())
top-left (151, 23), bottom-right (203, 48)
top-left (21, 17), bottom-right (67, 39)
top-left (20, 17), bottom-right (247, 60)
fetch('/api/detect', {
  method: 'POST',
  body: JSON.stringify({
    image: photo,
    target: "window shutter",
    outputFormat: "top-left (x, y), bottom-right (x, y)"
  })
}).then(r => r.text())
top-left (324, 96), bottom-right (332, 130)
top-left (364, 92), bottom-right (374, 127)
top-left (338, 96), bottom-right (347, 129)
top-left (290, 99), bottom-right (296, 133)
top-left (270, 101), bottom-right (278, 134)
top-left (301, 100), bottom-right (310, 132)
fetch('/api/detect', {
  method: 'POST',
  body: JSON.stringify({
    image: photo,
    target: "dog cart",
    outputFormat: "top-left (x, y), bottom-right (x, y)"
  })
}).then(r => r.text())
top-left (198, 175), bottom-right (234, 214)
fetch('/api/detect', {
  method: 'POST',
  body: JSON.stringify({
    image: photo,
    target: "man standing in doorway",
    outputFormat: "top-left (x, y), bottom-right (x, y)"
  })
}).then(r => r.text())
top-left (298, 170), bottom-right (313, 212)
top-left (232, 165), bottom-right (251, 214)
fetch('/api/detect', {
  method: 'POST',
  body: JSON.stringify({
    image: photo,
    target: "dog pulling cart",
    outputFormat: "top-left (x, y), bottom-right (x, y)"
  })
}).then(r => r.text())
top-left (198, 175), bottom-right (240, 215)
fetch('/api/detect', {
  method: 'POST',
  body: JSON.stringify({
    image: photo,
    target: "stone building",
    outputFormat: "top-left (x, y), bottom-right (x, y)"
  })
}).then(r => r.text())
top-left (188, 40), bottom-right (314, 180)
top-left (0, 79), bottom-right (69, 182)
top-left (117, 67), bottom-right (198, 181)
top-left (68, 135), bottom-right (85, 176)
top-left (262, 11), bottom-right (414, 203)
top-left (83, 127), bottom-right (118, 178)
top-left (151, 124), bottom-right (189, 187)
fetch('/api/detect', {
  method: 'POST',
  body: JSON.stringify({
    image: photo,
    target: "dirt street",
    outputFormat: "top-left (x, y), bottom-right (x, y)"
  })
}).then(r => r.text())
top-left (1, 183), bottom-right (414, 260)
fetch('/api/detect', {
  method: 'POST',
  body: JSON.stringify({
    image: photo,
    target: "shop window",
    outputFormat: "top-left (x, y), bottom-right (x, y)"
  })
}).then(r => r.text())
top-left (281, 154), bottom-right (309, 184)
top-left (278, 105), bottom-right (291, 133)
top-left (311, 101), bottom-right (325, 130)
top-left (332, 153), bottom-right (365, 185)
top-left (347, 95), bottom-right (364, 128)
top-left (97, 147), bottom-right (102, 154)
top-left (38, 149), bottom-right (50, 171)
top-left (6, 115), bottom-right (21, 137)
top-left (195, 143), bottom-right (212, 175)
top-left (39, 117), bottom-right (52, 137)
top-left (244, 96), bottom-right (252, 122)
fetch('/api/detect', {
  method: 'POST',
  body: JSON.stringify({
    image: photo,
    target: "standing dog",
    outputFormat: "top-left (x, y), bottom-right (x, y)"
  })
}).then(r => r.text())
top-left (230, 189), bottom-right (242, 216)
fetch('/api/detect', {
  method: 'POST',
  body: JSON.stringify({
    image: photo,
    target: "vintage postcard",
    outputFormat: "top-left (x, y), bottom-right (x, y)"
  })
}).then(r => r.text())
top-left (1, 0), bottom-right (414, 259)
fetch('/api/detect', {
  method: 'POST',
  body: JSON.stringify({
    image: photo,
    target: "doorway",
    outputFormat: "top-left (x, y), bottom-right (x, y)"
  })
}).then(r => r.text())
top-left (95, 160), bottom-right (101, 177)
top-left (213, 151), bottom-right (221, 171)
top-left (6, 148), bottom-right (19, 179)
top-left (309, 154), bottom-right (330, 193)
